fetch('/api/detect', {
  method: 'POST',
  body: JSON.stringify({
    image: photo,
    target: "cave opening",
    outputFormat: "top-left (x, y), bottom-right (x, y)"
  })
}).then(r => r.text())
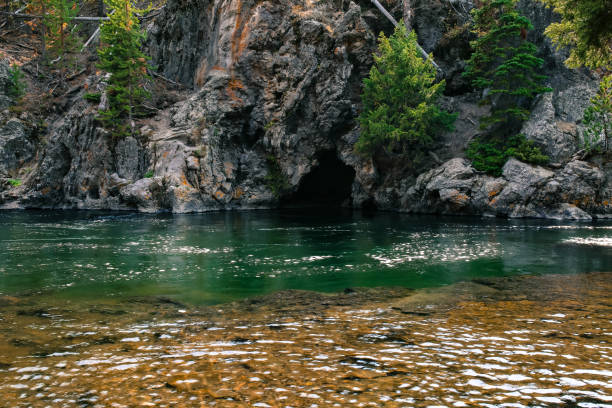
top-left (282, 150), bottom-right (356, 208)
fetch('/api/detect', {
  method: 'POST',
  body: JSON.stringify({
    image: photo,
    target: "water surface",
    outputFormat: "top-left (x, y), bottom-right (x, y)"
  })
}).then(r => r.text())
top-left (1, 210), bottom-right (610, 304)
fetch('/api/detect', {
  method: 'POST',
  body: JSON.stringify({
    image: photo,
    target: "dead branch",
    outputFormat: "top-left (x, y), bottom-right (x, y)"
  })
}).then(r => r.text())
top-left (80, 26), bottom-right (100, 51)
top-left (14, 42), bottom-right (36, 51)
top-left (66, 68), bottom-right (86, 81)
top-left (0, 11), bottom-right (109, 21)
top-left (149, 69), bottom-right (185, 89)
top-left (370, 0), bottom-right (442, 74)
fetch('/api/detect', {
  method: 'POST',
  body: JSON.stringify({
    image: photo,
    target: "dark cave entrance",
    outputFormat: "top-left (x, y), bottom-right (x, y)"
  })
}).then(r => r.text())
top-left (283, 150), bottom-right (356, 208)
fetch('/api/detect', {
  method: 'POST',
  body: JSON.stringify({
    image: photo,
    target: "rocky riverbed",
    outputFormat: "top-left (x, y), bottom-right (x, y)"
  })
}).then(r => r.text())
top-left (1, 272), bottom-right (610, 407)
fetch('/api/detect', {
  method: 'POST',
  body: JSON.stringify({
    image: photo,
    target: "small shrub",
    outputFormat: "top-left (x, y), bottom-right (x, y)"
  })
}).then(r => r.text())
top-left (8, 178), bottom-right (22, 187)
top-left (192, 146), bottom-right (206, 158)
top-left (467, 134), bottom-right (548, 176)
top-left (7, 64), bottom-right (26, 100)
top-left (84, 92), bottom-right (102, 103)
top-left (8, 104), bottom-right (25, 115)
top-left (264, 120), bottom-right (277, 131)
top-left (144, 170), bottom-right (154, 178)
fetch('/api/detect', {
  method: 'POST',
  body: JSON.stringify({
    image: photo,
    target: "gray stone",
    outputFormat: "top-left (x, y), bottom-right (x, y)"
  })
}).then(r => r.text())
top-left (543, 203), bottom-right (592, 221)
top-left (400, 157), bottom-right (610, 220)
top-left (522, 86), bottom-right (598, 163)
top-left (115, 136), bottom-right (145, 181)
top-left (4, 0), bottom-right (609, 219)
top-left (120, 178), bottom-right (160, 212)
top-left (0, 119), bottom-right (34, 177)
top-left (0, 59), bottom-right (14, 110)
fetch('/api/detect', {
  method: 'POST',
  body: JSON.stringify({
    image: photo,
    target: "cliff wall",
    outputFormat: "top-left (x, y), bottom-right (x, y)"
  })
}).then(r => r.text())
top-left (0, 0), bottom-right (609, 220)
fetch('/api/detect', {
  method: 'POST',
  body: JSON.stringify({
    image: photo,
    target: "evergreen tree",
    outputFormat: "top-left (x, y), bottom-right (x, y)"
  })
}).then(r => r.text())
top-left (463, 0), bottom-right (551, 175)
top-left (356, 23), bottom-right (456, 156)
top-left (464, 0), bottom-right (551, 134)
top-left (45, 0), bottom-right (80, 58)
top-left (97, 0), bottom-right (150, 138)
top-left (540, 0), bottom-right (611, 153)
top-left (25, 0), bottom-right (49, 60)
top-left (540, 0), bottom-right (611, 70)
top-left (7, 63), bottom-right (26, 101)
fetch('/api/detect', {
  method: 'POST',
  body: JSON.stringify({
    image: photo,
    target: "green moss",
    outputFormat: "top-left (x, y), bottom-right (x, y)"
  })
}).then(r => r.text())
top-left (144, 171), bottom-right (154, 178)
top-left (265, 155), bottom-right (290, 199)
top-left (192, 146), bottom-right (206, 158)
top-left (8, 179), bottom-right (22, 187)
top-left (264, 120), bottom-right (278, 131)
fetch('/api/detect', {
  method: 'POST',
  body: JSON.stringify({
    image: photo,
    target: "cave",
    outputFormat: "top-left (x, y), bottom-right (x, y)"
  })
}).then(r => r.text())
top-left (283, 150), bottom-right (356, 208)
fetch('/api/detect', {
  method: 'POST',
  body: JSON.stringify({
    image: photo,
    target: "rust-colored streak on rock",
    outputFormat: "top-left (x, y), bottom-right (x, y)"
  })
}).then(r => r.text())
top-left (226, 78), bottom-right (245, 105)
top-left (180, 174), bottom-right (190, 187)
top-left (230, 0), bottom-right (250, 63)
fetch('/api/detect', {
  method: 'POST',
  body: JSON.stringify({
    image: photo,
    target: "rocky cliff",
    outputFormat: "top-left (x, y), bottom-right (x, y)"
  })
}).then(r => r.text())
top-left (0, 0), bottom-right (610, 220)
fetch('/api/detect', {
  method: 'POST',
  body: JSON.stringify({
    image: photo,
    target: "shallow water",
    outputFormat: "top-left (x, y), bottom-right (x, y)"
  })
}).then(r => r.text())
top-left (0, 273), bottom-right (610, 407)
top-left (1, 210), bottom-right (611, 304)
top-left (1, 210), bottom-right (611, 406)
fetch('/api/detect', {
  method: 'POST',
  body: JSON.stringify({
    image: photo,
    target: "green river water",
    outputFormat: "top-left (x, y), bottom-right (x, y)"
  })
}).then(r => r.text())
top-left (1, 210), bottom-right (611, 305)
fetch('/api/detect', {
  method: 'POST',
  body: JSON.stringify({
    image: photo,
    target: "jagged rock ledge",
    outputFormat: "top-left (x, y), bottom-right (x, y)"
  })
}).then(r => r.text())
top-left (0, 0), bottom-right (610, 220)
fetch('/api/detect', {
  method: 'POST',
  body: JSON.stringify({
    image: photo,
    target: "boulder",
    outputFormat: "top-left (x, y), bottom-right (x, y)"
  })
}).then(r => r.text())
top-left (401, 157), bottom-right (610, 220)
top-left (120, 178), bottom-right (162, 212)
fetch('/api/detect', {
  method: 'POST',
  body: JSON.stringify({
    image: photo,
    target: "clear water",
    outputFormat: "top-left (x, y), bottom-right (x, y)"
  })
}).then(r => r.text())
top-left (0, 210), bottom-right (610, 304)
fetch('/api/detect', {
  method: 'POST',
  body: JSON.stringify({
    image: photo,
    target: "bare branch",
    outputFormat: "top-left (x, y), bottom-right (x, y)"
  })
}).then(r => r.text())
top-left (0, 11), bottom-right (109, 21)
top-left (369, 0), bottom-right (442, 74)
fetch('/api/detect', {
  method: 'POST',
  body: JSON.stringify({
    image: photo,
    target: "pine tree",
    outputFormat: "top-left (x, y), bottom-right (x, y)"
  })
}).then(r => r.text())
top-left (25, 0), bottom-right (49, 60)
top-left (540, 0), bottom-right (611, 153)
top-left (464, 0), bottom-right (551, 134)
top-left (356, 23), bottom-right (456, 156)
top-left (540, 0), bottom-right (611, 70)
top-left (45, 0), bottom-right (80, 58)
top-left (97, 0), bottom-right (150, 138)
top-left (463, 0), bottom-right (550, 175)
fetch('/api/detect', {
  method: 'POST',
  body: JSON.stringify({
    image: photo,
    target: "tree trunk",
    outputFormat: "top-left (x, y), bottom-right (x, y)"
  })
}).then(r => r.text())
top-left (97, 0), bottom-right (104, 17)
top-left (40, 0), bottom-right (46, 61)
top-left (403, 0), bottom-right (413, 31)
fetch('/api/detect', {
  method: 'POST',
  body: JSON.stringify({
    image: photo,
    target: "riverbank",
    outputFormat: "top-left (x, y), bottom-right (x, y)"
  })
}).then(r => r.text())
top-left (1, 272), bottom-right (611, 407)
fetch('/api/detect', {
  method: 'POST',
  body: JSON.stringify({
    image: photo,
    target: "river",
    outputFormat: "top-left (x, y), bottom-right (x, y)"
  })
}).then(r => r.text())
top-left (1, 210), bottom-right (611, 303)
top-left (0, 210), bottom-right (611, 407)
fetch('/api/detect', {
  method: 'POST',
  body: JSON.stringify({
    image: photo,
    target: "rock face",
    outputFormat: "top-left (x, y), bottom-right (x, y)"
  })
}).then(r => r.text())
top-left (132, 0), bottom-right (378, 212)
top-left (402, 158), bottom-right (609, 220)
top-left (1, 0), bottom-right (610, 220)
top-left (0, 60), bottom-right (38, 197)
top-left (0, 59), bottom-right (15, 110)
top-left (516, 3), bottom-right (599, 164)
top-left (0, 119), bottom-right (35, 177)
